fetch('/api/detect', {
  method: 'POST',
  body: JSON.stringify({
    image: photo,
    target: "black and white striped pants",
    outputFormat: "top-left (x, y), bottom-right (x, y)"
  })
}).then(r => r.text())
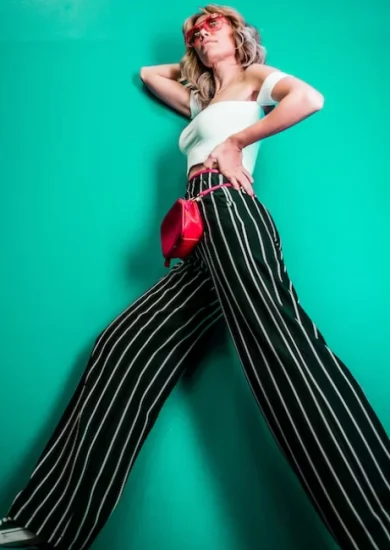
top-left (4, 171), bottom-right (390, 550)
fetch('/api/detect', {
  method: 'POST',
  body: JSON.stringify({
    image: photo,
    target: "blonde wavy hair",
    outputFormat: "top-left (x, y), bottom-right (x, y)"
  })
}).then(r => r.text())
top-left (179, 4), bottom-right (267, 109)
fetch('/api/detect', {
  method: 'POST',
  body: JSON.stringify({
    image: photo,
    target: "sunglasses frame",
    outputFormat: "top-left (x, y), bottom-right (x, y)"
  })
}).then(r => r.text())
top-left (185, 13), bottom-right (228, 48)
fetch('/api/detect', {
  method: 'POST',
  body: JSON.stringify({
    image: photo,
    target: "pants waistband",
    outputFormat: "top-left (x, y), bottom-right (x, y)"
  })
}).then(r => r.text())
top-left (185, 169), bottom-right (231, 199)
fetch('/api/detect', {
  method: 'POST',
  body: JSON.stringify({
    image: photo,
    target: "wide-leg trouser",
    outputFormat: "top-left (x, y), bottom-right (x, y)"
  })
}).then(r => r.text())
top-left (4, 172), bottom-right (390, 550)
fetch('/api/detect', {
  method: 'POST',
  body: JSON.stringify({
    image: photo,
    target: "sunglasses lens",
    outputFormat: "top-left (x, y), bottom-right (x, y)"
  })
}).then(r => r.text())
top-left (204, 16), bottom-right (223, 32)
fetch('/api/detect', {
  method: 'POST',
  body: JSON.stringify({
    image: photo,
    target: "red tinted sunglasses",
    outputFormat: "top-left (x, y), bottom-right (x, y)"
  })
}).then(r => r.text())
top-left (185, 14), bottom-right (227, 47)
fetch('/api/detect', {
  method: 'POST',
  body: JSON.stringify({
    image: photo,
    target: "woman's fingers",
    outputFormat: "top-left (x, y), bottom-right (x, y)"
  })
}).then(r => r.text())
top-left (210, 163), bottom-right (254, 196)
top-left (242, 167), bottom-right (254, 184)
top-left (236, 170), bottom-right (254, 196)
top-left (229, 175), bottom-right (241, 191)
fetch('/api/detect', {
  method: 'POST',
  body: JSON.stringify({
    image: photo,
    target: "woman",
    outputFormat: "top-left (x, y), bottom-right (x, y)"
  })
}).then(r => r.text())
top-left (1, 4), bottom-right (389, 550)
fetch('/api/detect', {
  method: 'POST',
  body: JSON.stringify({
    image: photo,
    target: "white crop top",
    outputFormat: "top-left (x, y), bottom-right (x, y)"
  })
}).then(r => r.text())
top-left (179, 71), bottom-right (289, 175)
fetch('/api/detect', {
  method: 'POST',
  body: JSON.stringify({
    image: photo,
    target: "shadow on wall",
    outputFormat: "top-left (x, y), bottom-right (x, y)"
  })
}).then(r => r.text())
top-left (126, 133), bottom-right (185, 284)
top-left (123, 84), bottom-right (187, 289)
top-left (124, 33), bottom-right (191, 288)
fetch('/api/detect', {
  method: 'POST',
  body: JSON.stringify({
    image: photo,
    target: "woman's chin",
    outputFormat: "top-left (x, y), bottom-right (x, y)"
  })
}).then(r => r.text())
top-left (198, 48), bottom-right (236, 68)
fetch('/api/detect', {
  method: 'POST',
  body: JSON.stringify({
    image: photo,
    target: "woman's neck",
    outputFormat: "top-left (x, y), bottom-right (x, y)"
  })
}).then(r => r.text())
top-left (211, 60), bottom-right (244, 93)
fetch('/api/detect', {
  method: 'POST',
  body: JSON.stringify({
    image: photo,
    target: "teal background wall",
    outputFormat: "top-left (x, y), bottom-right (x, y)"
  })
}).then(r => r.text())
top-left (0, 1), bottom-right (389, 549)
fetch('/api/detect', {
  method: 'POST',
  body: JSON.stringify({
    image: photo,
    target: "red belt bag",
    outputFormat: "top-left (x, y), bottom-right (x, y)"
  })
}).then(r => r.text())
top-left (160, 182), bottom-right (232, 267)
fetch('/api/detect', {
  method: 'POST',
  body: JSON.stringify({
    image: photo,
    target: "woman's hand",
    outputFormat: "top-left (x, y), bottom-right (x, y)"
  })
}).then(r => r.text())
top-left (203, 137), bottom-right (254, 196)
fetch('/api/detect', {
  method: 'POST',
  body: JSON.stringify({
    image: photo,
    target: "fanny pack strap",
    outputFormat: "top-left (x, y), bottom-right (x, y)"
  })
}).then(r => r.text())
top-left (193, 183), bottom-right (232, 201)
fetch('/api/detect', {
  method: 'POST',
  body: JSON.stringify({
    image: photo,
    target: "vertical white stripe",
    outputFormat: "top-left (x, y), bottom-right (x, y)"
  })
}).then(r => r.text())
top-left (262, 204), bottom-right (279, 244)
top-left (54, 514), bottom-right (72, 548)
top-left (289, 280), bottom-right (302, 324)
top-left (250, 197), bottom-right (283, 283)
top-left (225, 188), bottom-right (283, 305)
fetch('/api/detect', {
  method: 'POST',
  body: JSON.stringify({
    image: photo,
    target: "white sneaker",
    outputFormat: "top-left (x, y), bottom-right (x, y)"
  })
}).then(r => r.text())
top-left (0, 517), bottom-right (44, 548)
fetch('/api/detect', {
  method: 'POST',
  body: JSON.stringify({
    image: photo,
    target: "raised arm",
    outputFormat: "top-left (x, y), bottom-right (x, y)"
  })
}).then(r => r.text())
top-left (140, 63), bottom-right (192, 118)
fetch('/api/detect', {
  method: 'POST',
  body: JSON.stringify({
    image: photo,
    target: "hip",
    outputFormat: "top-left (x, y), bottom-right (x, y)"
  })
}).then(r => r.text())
top-left (184, 169), bottom-right (281, 248)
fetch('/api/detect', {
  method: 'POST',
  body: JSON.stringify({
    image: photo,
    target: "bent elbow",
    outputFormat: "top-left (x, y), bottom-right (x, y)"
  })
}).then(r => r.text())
top-left (308, 90), bottom-right (325, 111)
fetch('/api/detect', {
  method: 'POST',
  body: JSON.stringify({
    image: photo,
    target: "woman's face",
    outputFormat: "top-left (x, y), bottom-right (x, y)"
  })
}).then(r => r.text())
top-left (187, 13), bottom-right (236, 67)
